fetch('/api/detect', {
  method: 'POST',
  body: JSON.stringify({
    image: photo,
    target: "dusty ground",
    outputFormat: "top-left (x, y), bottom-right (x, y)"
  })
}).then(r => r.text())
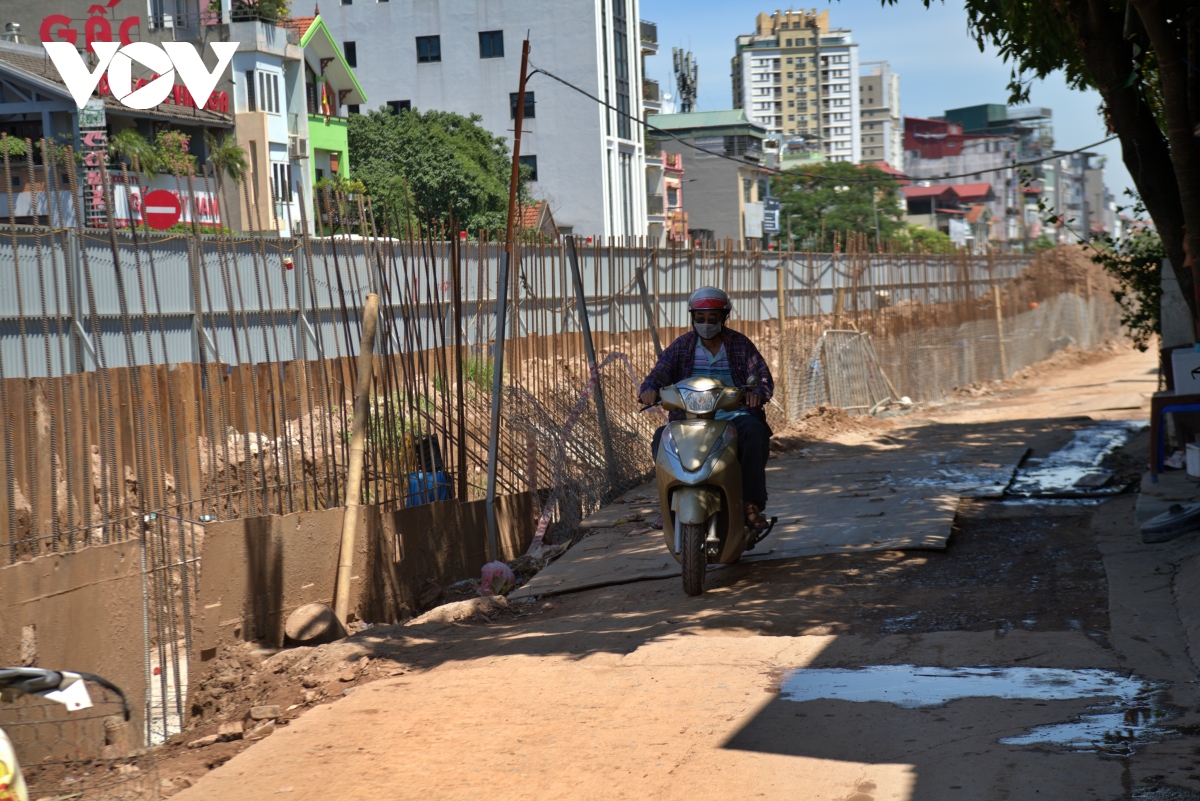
top-left (163, 339), bottom-right (1200, 801)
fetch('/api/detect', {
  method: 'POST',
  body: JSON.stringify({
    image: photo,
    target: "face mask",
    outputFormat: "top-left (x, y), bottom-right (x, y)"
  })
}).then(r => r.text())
top-left (694, 321), bottom-right (722, 340)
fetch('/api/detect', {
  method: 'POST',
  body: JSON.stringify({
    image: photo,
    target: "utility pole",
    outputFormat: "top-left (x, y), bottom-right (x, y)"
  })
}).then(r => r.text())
top-left (485, 36), bottom-right (530, 562)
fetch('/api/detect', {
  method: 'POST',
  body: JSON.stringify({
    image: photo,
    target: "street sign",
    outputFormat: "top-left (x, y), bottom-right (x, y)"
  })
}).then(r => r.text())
top-left (143, 189), bottom-right (181, 230)
top-left (763, 197), bottom-right (781, 235)
top-left (78, 98), bottom-right (106, 129)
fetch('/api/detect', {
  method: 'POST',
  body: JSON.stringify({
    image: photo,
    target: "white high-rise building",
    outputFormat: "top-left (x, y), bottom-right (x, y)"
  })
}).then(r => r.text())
top-left (859, 61), bottom-right (902, 170)
top-left (732, 9), bottom-right (861, 163)
top-left (322, 0), bottom-right (650, 238)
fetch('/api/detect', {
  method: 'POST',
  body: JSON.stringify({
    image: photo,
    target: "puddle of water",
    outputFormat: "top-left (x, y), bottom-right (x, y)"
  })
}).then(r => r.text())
top-left (1000, 707), bottom-right (1167, 752)
top-left (1006, 421), bottom-right (1145, 498)
top-left (779, 665), bottom-right (1147, 709)
top-left (779, 664), bottom-right (1173, 753)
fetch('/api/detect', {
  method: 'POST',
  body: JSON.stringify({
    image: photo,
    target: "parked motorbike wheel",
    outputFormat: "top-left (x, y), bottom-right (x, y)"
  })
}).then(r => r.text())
top-left (680, 521), bottom-right (707, 596)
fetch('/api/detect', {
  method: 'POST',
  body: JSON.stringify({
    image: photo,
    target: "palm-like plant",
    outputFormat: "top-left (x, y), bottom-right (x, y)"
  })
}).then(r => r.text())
top-left (108, 128), bottom-right (159, 178)
top-left (205, 132), bottom-right (248, 183)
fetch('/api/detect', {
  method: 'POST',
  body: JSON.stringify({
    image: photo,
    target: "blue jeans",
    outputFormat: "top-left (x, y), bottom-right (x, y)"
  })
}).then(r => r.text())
top-left (651, 414), bottom-right (770, 509)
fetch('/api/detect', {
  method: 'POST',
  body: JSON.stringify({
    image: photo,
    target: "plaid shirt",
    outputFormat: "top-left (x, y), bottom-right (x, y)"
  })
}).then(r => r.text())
top-left (640, 327), bottom-right (775, 428)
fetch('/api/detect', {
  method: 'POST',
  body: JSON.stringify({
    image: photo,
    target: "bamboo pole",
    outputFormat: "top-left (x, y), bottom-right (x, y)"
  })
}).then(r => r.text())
top-left (334, 292), bottom-right (381, 626)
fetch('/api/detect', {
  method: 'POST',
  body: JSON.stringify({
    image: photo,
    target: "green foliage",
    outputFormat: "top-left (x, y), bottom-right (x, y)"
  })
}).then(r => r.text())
top-left (0, 136), bottom-right (27, 160)
top-left (207, 0), bottom-right (291, 21)
top-left (347, 106), bottom-right (527, 233)
top-left (773, 161), bottom-right (906, 245)
top-left (1031, 234), bottom-right (1057, 251)
top-left (204, 132), bottom-right (248, 182)
top-left (899, 224), bottom-right (953, 253)
top-left (108, 128), bottom-right (159, 178)
top-left (1089, 197), bottom-right (1164, 351)
top-left (155, 130), bottom-right (196, 176)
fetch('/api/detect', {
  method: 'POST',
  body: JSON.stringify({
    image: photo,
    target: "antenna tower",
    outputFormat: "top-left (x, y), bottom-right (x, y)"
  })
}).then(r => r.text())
top-left (673, 48), bottom-right (698, 113)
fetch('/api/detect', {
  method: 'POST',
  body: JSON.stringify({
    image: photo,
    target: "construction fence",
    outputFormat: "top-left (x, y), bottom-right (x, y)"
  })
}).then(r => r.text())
top-left (0, 168), bottom-right (1123, 750)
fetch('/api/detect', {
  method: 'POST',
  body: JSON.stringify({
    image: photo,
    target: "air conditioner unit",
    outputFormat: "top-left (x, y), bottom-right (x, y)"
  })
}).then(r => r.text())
top-left (288, 136), bottom-right (309, 159)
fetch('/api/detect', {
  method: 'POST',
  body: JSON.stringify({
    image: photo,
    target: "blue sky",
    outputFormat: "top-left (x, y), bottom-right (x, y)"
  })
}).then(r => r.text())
top-left (639, 0), bottom-right (1133, 201)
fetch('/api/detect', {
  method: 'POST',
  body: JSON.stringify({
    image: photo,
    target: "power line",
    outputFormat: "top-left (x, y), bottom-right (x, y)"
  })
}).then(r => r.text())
top-left (529, 61), bottom-right (1117, 187)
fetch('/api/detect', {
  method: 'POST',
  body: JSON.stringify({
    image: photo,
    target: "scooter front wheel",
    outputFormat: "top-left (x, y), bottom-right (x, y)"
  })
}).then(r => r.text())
top-left (680, 522), bottom-right (707, 596)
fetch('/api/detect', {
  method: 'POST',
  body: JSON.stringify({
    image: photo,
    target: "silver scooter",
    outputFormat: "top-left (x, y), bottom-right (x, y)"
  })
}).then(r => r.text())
top-left (653, 376), bottom-right (775, 595)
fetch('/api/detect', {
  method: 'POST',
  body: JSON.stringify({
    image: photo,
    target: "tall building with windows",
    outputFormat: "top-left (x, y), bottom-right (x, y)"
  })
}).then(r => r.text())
top-left (322, 1), bottom-right (651, 238)
top-left (731, 9), bottom-right (861, 163)
top-left (859, 61), bottom-right (901, 170)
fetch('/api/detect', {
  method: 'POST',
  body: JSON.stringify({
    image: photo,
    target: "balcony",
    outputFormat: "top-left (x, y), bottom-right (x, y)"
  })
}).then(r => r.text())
top-left (640, 20), bottom-right (658, 55)
top-left (647, 194), bottom-right (664, 216)
top-left (643, 79), bottom-right (661, 104)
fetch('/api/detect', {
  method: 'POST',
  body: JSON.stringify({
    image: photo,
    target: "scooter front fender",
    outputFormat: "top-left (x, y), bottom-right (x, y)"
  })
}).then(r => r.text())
top-left (671, 487), bottom-right (722, 525)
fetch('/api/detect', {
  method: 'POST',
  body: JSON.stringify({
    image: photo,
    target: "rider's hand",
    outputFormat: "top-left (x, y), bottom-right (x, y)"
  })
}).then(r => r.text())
top-left (640, 390), bottom-right (659, 407)
top-left (745, 391), bottom-right (762, 408)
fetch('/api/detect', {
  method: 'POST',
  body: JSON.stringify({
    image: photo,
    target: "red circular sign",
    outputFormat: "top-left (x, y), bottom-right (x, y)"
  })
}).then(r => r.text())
top-left (143, 189), bottom-right (181, 230)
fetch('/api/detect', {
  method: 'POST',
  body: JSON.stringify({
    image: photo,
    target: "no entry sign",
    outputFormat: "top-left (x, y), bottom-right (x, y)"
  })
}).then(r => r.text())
top-left (143, 189), bottom-right (181, 230)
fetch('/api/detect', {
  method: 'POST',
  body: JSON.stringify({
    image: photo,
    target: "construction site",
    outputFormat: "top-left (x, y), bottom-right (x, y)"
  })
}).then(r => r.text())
top-left (9, 155), bottom-right (1195, 799)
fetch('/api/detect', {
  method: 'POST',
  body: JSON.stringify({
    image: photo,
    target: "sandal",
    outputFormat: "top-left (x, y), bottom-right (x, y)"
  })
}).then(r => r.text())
top-left (744, 503), bottom-right (770, 532)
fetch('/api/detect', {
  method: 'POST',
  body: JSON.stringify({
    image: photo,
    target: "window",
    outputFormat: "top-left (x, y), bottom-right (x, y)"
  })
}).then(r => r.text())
top-left (387, 100), bottom-right (411, 114)
top-left (519, 155), bottom-right (538, 182)
top-left (742, 178), bottom-right (751, 202)
top-left (347, 103), bottom-right (360, 114)
top-left (611, 0), bottom-right (631, 140)
top-left (245, 69), bottom-right (256, 111)
top-left (341, 0), bottom-right (351, 4)
top-left (256, 71), bottom-right (280, 114)
top-left (271, 162), bottom-right (292, 203)
top-left (510, 91), bottom-right (535, 119)
top-left (248, 70), bottom-right (279, 114)
top-left (344, 41), bottom-right (357, 68)
top-left (785, 38), bottom-right (792, 46)
top-left (416, 35), bottom-right (441, 63)
top-left (479, 30), bottom-right (504, 58)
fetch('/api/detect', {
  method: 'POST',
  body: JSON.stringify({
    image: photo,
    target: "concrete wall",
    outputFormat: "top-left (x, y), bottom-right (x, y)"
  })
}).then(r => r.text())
top-left (193, 492), bottom-right (536, 656)
top-left (0, 539), bottom-right (149, 747)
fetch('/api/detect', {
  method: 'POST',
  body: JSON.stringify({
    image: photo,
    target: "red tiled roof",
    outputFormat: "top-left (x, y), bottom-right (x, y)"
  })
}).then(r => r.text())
top-left (518, 201), bottom-right (544, 228)
top-left (952, 182), bottom-right (994, 201)
top-left (903, 185), bottom-right (955, 199)
top-left (281, 16), bottom-right (316, 37)
top-left (965, 204), bottom-right (987, 224)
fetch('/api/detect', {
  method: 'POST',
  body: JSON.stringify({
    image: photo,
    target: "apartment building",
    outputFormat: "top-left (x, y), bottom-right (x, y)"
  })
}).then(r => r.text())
top-left (859, 61), bottom-right (901, 170)
top-left (732, 9), bottom-right (861, 163)
top-left (322, 0), bottom-right (651, 238)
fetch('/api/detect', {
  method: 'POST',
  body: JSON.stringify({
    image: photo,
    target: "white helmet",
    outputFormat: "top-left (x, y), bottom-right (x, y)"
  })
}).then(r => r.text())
top-left (687, 286), bottom-right (731, 313)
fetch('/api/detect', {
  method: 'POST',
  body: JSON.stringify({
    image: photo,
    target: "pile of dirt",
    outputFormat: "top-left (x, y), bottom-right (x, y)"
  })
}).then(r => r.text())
top-left (998, 244), bottom-right (1114, 310)
top-left (951, 339), bottom-right (1135, 402)
top-left (770, 404), bottom-right (893, 453)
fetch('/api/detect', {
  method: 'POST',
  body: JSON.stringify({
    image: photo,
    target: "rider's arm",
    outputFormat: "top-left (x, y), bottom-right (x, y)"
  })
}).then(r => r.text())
top-left (639, 336), bottom-right (687, 399)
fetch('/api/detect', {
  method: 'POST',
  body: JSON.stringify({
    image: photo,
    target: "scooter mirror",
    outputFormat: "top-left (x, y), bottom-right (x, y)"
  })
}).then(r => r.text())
top-left (716, 387), bottom-right (742, 411)
top-left (659, 385), bottom-right (685, 412)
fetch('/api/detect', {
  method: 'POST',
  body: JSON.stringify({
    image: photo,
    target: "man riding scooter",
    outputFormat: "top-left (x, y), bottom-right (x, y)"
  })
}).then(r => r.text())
top-left (639, 287), bottom-right (775, 534)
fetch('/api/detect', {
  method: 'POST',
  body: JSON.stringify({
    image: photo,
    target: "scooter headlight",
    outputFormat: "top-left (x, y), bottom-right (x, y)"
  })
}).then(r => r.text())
top-left (679, 387), bottom-right (720, 414)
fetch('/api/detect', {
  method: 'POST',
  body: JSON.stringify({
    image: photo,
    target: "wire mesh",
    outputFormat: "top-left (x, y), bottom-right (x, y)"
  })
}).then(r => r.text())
top-left (0, 680), bottom-right (158, 800)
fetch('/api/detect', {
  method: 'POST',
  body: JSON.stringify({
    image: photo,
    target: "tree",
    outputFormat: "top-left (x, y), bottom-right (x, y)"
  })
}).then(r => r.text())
top-left (155, 129), bottom-right (196, 176)
top-left (204, 132), bottom-right (248, 182)
top-left (347, 106), bottom-right (527, 233)
top-left (773, 161), bottom-right (906, 247)
top-left (885, 0), bottom-right (1198, 332)
top-left (108, 128), bottom-right (159, 178)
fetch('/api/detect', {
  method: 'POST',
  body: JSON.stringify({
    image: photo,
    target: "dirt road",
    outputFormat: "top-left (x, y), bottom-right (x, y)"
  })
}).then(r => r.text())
top-left (174, 343), bottom-right (1200, 801)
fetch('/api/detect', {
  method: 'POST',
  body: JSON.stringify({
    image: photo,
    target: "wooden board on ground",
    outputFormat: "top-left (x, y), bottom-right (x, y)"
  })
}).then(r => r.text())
top-left (510, 429), bottom-right (1030, 600)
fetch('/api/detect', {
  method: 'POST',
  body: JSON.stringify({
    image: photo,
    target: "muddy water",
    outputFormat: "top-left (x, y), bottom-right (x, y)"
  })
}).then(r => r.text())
top-left (1007, 420), bottom-right (1146, 498)
top-left (780, 665), bottom-right (1171, 753)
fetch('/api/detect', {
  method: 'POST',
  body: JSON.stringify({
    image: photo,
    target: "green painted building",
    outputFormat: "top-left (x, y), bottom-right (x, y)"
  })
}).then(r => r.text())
top-left (284, 13), bottom-right (367, 185)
